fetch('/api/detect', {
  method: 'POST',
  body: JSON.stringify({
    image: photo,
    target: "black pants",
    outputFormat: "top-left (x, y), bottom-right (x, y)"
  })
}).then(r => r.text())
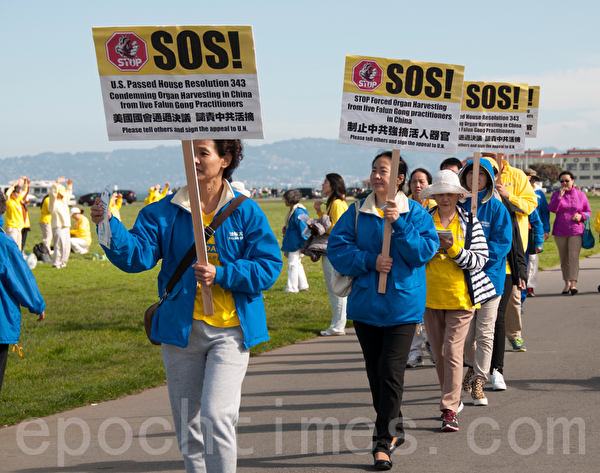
top-left (0, 344), bottom-right (8, 394)
top-left (21, 227), bottom-right (30, 250)
top-left (354, 321), bottom-right (415, 455)
top-left (490, 274), bottom-right (513, 374)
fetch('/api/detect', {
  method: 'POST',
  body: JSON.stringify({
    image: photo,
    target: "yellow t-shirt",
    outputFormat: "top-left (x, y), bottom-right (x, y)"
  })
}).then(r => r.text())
top-left (70, 216), bottom-right (92, 247)
top-left (318, 199), bottom-right (349, 235)
top-left (40, 198), bottom-right (51, 224)
top-left (193, 210), bottom-right (240, 327)
top-left (426, 211), bottom-right (476, 310)
top-left (5, 197), bottom-right (24, 230)
top-left (110, 197), bottom-right (122, 221)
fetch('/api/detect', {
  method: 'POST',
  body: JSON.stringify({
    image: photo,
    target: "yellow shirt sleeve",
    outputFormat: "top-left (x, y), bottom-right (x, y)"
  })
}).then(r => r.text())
top-left (324, 199), bottom-right (349, 234)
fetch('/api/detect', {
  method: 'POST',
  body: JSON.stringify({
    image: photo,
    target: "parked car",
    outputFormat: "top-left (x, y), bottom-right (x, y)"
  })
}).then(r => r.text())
top-left (116, 189), bottom-right (137, 204)
top-left (78, 192), bottom-right (102, 206)
top-left (346, 187), bottom-right (362, 197)
top-left (78, 190), bottom-right (136, 206)
top-left (353, 189), bottom-right (372, 200)
top-left (294, 187), bottom-right (322, 199)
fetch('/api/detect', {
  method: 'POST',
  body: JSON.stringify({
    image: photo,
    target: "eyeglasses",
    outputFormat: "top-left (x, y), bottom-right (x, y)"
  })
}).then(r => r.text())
top-left (559, 180), bottom-right (571, 183)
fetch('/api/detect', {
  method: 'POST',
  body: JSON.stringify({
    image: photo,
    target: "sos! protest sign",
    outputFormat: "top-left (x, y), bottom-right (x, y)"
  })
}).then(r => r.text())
top-left (458, 81), bottom-right (528, 153)
top-left (92, 26), bottom-right (264, 141)
top-left (526, 85), bottom-right (540, 138)
top-left (339, 55), bottom-right (465, 155)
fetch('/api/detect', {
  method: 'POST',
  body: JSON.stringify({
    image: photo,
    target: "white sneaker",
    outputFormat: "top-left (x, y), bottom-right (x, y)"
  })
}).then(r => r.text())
top-left (406, 354), bottom-right (424, 368)
top-left (491, 369), bottom-right (507, 391)
top-left (319, 330), bottom-right (345, 336)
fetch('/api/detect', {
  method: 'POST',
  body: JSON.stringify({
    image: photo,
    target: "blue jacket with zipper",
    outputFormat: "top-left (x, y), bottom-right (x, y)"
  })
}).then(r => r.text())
top-left (281, 206), bottom-right (308, 252)
top-left (99, 182), bottom-right (282, 349)
top-left (0, 229), bottom-right (46, 344)
top-left (327, 192), bottom-right (438, 327)
top-left (458, 158), bottom-right (513, 296)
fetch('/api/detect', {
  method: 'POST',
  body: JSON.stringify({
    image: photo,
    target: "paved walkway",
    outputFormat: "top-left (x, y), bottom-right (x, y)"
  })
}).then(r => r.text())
top-left (2, 256), bottom-right (599, 472)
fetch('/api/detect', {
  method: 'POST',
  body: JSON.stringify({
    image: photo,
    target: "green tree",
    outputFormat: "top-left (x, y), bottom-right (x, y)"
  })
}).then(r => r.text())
top-left (530, 162), bottom-right (563, 186)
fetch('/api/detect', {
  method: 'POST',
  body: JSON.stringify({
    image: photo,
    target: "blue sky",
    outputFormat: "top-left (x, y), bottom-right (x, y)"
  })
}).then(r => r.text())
top-left (1, 0), bottom-right (599, 159)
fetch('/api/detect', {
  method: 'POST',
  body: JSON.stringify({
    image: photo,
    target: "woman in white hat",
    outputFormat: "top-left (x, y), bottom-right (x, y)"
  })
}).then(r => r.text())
top-left (419, 169), bottom-right (494, 432)
top-left (70, 207), bottom-right (92, 254)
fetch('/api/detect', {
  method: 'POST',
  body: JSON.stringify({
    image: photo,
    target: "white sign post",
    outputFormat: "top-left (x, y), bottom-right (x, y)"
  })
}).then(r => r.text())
top-left (339, 55), bottom-right (465, 293)
top-left (93, 25), bottom-right (264, 315)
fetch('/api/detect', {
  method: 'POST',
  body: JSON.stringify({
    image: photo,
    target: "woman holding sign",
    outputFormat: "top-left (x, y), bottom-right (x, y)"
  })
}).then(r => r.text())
top-left (328, 151), bottom-right (438, 470)
top-left (91, 139), bottom-right (282, 473)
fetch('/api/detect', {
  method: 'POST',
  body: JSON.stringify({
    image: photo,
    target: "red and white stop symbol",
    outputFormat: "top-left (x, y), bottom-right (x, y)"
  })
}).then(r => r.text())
top-left (352, 60), bottom-right (383, 92)
top-left (105, 32), bottom-right (148, 72)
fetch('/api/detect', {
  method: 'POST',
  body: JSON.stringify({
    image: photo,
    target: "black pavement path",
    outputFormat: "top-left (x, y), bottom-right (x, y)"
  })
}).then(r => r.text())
top-left (2, 255), bottom-right (599, 472)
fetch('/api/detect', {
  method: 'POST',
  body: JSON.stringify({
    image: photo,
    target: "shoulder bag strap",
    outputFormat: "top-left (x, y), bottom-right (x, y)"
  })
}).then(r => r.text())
top-left (163, 194), bottom-right (248, 298)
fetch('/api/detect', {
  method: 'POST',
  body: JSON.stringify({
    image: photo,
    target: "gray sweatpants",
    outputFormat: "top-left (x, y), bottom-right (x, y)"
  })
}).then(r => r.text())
top-left (162, 320), bottom-right (249, 473)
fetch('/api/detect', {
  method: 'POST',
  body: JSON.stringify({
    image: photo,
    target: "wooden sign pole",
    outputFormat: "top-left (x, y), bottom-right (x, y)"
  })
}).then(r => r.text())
top-left (182, 140), bottom-right (214, 316)
top-left (470, 152), bottom-right (481, 216)
top-left (377, 148), bottom-right (401, 294)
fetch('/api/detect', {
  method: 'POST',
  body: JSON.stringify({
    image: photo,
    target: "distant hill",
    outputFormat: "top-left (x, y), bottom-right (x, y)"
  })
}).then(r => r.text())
top-left (0, 139), bottom-right (567, 196)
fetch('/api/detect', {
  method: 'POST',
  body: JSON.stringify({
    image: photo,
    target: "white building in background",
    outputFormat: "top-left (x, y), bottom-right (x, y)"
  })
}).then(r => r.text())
top-left (468, 148), bottom-right (600, 189)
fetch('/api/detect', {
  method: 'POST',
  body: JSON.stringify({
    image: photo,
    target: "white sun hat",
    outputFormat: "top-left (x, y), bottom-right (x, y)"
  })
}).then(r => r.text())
top-left (418, 169), bottom-right (473, 200)
top-left (231, 180), bottom-right (251, 197)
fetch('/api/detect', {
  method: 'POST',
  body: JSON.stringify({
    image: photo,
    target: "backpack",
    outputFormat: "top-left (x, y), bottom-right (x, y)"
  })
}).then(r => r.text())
top-left (33, 243), bottom-right (52, 263)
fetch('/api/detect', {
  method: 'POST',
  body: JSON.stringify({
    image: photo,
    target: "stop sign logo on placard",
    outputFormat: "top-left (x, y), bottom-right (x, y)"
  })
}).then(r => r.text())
top-left (352, 60), bottom-right (383, 91)
top-left (105, 32), bottom-right (148, 72)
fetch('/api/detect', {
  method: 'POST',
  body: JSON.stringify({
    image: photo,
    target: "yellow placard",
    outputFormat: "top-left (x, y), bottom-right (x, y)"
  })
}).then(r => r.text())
top-left (527, 85), bottom-right (540, 109)
top-left (93, 26), bottom-right (257, 76)
top-left (461, 82), bottom-right (528, 114)
top-left (343, 55), bottom-right (464, 103)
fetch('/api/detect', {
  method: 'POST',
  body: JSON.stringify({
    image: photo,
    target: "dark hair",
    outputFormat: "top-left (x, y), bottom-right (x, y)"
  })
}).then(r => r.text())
top-left (283, 189), bottom-right (302, 205)
top-left (0, 191), bottom-right (5, 216)
top-left (440, 157), bottom-right (463, 172)
top-left (213, 140), bottom-right (244, 182)
top-left (325, 173), bottom-right (346, 210)
top-left (559, 171), bottom-right (574, 181)
top-left (371, 150), bottom-right (408, 191)
top-left (407, 168), bottom-right (433, 197)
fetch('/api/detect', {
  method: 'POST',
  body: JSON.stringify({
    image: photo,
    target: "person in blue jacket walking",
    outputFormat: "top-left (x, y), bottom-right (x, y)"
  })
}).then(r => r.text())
top-left (458, 158), bottom-right (512, 407)
top-left (328, 151), bottom-right (438, 470)
top-left (91, 139), bottom-right (282, 473)
top-left (281, 189), bottom-right (309, 293)
top-left (524, 169), bottom-right (550, 297)
top-left (0, 192), bottom-right (46, 394)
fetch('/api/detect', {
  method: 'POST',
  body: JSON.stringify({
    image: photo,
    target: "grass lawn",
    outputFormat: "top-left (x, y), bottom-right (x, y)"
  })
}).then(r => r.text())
top-left (1, 195), bottom-right (599, 426)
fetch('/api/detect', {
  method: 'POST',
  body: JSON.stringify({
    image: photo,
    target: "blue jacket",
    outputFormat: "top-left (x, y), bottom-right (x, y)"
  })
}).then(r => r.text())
top-left (0, 229), bottom-right (46, 344)
top-left (327, 192), bottom-right (438, 327)
top-left (281, 206), bottom-right (308, 252)
top-left (535, 189), bottom-right (550, 234)
top-left (528, 208), bottom-right (545, 252)
top-left (458, 158), bottom-right (512, 295)
top-left (99, 183), bottom-right (282, 349)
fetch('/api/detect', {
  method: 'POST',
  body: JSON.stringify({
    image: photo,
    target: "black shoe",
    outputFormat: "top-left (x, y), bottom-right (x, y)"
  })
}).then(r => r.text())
top-left (389, 437), bottom-right (400, 453)
top-left (570, 288), bottom-right (578, 295)
top-left (374, 458), bottom-right (393, 470)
